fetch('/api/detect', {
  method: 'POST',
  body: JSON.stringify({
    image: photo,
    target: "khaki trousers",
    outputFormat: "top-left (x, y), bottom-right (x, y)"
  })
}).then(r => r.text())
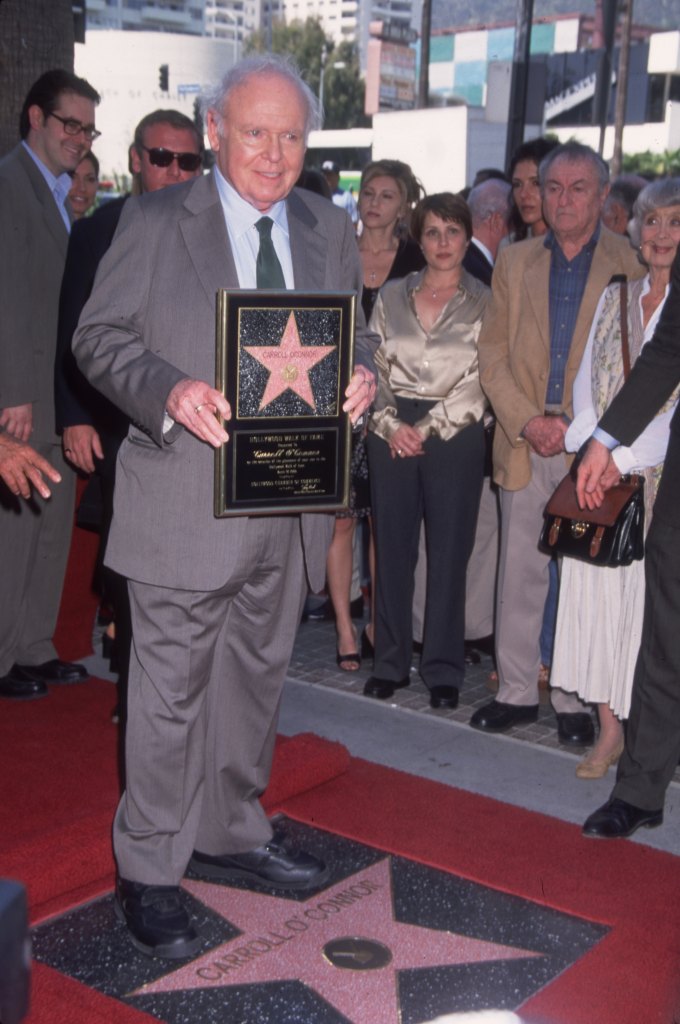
top-left (496, 450), bottom-right (586, 712)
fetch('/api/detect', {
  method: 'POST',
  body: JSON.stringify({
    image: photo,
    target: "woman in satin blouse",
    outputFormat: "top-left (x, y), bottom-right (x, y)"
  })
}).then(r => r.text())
top-left (364, 193), bottom-right (490, 708)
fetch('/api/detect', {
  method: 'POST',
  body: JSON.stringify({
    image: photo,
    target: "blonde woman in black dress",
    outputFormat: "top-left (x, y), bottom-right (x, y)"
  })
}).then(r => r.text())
top-left (327, 160), bottom-right (424, 670)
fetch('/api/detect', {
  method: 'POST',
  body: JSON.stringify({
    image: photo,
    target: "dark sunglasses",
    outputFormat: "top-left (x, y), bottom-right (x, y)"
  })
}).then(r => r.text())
top-left (142, 146), bottom-right (202, 172)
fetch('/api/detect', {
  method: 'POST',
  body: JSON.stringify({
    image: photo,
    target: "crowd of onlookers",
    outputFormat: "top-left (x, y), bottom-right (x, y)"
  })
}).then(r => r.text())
top-left (306, 136), bottom-right (680, 841)
top-left (2, 61), bottom-right (680, 850)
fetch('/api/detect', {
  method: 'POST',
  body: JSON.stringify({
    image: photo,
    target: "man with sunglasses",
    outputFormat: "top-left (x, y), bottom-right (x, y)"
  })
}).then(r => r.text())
top-left (0, 69), bottom-right (100, 702)
top-left (55, 109), bottom-right (203, 718)
top-left (74, 54), bottom-right (377, 960)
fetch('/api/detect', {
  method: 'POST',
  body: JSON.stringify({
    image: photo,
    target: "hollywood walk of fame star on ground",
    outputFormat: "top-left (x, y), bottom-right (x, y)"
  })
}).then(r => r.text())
top-left (133, 859), bottom-right (541, 1024)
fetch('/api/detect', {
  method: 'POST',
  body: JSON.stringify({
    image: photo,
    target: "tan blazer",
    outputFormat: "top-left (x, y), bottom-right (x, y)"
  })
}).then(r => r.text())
top-left (74, 172), bottom-right (377, 593)
top-left (478, 227), bottom-right (643, 491)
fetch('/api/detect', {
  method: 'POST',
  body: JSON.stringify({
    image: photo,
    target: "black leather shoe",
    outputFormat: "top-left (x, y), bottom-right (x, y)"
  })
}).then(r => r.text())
top-left (429, 685), bottom-right (459, 709)
top-left (466, 634), bottom-right (495, 658)
top-left (0, 671), bottom-right (48, 700)
top-left (13, 659), bottom-right (89, 684)
top-left (363, 675), bottom-right (410, 700)
top-left (556, 712), bottom-right (595, 746)
top-left (189, 834), bottom-right (329, 891)
top-left (582, 797), bottom-right (663, 839)
top-left (470, 699), bottom-right (538, 732)
top-left (307, 596), bottom-right (364, 622)
top-left (115, 879), bottom-right (201, 959)
top-left (464, 642), bottom-right (481, 665)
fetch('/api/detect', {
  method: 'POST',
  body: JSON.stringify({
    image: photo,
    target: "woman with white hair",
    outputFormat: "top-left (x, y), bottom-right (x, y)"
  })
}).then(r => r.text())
top-left (551, 177), bottom-right (680, 778)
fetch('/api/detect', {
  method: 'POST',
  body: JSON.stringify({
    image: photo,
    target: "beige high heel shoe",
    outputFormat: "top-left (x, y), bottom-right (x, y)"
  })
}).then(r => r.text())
top-left (575, 739), bottom-right (625, 779)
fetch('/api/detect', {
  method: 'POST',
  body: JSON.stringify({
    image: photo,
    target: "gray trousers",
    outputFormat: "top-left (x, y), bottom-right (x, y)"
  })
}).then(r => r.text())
top-left (113, 516), bottom-right (306, 886)
top-left (0, 442), bottom-right (75, 676)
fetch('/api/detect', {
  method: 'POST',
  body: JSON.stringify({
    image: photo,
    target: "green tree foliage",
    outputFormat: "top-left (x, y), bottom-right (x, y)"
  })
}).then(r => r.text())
top-left (622, 149), bottom-right (680, 177)
top-left (245, 18), bottom-right (368, 130)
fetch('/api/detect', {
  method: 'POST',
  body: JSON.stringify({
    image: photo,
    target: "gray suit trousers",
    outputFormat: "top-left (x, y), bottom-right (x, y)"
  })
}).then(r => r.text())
top-left (113, 516), bottom-right (307, 886)
top-left (0, 443), bottom-right (75, 676)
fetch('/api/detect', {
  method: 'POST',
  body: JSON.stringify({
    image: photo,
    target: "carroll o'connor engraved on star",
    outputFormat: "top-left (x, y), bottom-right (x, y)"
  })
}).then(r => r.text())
top-left (131, 859), bottom-right (540, 1023)
top-left (243, 311), bottom-right (335, 412)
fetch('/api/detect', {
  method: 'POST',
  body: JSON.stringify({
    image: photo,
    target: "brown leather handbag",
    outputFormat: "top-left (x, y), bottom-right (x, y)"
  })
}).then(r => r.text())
top-left (539, 471), bottom-right (644, 566)
top-left (539, 279), bottom-right (645, 568)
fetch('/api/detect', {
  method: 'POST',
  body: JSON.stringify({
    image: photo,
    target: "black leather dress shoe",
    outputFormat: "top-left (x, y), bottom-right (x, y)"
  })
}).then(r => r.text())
top-left (13, 659), bottom-right (89, 684)
top-left (429, 685), bottom-right (459, 709)
top-left (115, 879), bottom-right (201, 959)
top-left (363, 675), bottom-right (410, 700)
top-left (466, 634), bottom-right (495, 658)
top-left (307, 596), bottom-right (364, 622)
top-left (464, 642), bottom-right (481, 665)
top-left (556, 712), bottom-right (595, 746)
top-left (189, 834), bottom-right (329, 891)
top-left (0, 671), bottom-right (48, 700)
top-left (582, 797), bottom-right (663, 839)
top-left (470, 699), bottom-right (538, 732)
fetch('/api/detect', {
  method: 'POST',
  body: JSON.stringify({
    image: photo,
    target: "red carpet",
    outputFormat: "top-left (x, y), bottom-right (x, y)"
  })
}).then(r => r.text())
top-left (3, 689), bottom-right (678, 1024)
top-left (8, 515), bottom-right (678, 1023)
top-left (52, 496), bottom-right (101, 662)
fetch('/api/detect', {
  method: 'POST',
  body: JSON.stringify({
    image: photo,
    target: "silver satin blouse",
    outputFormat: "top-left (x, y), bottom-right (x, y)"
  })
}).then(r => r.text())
top-left (368, 267), bottom-right (490, 443)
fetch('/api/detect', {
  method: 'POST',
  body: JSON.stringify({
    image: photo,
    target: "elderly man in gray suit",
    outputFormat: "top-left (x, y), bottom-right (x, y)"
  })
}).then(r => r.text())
top-left (74, 55), bottom-right (377, 960)
top-left (0, 69), bottom-right (100, 702)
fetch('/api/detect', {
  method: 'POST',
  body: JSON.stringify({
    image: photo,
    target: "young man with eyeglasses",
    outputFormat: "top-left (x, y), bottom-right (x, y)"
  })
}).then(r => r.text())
top-left (0, 69), bottom-right (100, 702)
top-left (55, 109), bottom-right (203, 721)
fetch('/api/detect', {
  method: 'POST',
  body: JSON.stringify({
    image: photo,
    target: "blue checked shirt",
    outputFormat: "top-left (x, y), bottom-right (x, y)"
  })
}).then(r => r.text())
top-left (545, 225), bottom-right (600, 407)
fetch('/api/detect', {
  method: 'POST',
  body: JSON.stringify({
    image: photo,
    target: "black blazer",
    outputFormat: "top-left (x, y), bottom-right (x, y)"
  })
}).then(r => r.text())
top-left (463, 239), bottom-right (493, 287)
top-left (54, 196), bottom-right (128, 437)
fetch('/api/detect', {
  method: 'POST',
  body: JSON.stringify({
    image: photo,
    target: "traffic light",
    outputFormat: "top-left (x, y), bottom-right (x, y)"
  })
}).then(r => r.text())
top-left (159, 64), bottom-right (169, 92)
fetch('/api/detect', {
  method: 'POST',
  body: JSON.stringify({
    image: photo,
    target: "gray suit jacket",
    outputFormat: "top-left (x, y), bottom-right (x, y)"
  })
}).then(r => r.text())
top-left (74, 172), bottom-right (377, 591)
top-left (0, 144), bottom-right (70, 443)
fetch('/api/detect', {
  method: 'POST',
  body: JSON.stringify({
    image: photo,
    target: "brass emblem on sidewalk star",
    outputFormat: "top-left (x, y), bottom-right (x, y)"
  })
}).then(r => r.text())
top-left (323, 937), bottom-right (392, 971)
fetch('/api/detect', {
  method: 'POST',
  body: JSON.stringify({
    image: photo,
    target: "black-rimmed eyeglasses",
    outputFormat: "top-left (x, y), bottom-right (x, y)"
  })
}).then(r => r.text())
top-left (48, 112), bottom-right (101, 141)
top-left (142, 146), bottom-right (202, 172)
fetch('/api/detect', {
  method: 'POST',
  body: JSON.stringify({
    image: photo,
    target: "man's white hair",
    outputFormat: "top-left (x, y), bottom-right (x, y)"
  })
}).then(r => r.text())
top-left (201, 53), bottom-right (322, 140)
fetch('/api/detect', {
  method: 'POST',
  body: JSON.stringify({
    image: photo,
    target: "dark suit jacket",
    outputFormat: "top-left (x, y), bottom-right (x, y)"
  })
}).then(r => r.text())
top-left (73, 172), bottom-right (378, 593)
top-left (0, 144), bottom-right (69, 442)
top-left (55, 196), bottom-right (128, 434)
top-left (463, 238), bottom-right (493, 287)
top-left (600, 247), bottom-right (680, 524)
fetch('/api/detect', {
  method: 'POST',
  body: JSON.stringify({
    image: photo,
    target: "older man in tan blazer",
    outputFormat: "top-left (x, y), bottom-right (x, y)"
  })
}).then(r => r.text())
top-left (473, 142), bottom-right (642, 743)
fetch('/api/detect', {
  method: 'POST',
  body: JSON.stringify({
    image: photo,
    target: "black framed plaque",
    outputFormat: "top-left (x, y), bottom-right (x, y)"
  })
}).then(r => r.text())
top-left (215, 290), bottom-right (356, 517)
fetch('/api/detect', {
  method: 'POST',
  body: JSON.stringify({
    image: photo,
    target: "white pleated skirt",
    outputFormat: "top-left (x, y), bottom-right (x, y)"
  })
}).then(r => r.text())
top-left (551, 555), bottom-right (645, 719)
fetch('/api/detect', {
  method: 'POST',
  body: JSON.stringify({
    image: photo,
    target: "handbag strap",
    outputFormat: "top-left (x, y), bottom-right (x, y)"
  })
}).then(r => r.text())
top-left (620, 279), bottom-right (631, 379)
